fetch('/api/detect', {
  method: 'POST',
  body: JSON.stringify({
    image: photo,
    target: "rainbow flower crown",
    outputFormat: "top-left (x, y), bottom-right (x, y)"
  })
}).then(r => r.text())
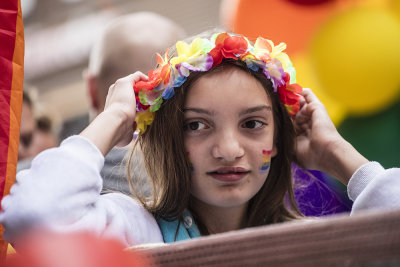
top-left (133, 32), bottom-right (302, 134)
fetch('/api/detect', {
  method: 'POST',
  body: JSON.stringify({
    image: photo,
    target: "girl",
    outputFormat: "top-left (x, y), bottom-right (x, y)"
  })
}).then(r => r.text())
top-left (1, 32), bottom-right (398, 247)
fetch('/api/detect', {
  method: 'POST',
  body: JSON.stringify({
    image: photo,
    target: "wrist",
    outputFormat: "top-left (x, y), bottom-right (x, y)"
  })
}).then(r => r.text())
top-left (102, 106), bottom-right (134, 144)
top-left (321, 137), bottom-right (368, 185)
top-left (80, 107), bottom-right (134, 156)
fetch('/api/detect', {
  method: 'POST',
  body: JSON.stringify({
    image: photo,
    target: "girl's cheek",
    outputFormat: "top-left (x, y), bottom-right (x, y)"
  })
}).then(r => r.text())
top-left (259, 149), bottom-right (272, 174)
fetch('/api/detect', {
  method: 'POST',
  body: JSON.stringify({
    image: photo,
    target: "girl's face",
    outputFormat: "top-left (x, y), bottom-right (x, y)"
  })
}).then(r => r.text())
top-left (184, 67), bottom-right (277, 210)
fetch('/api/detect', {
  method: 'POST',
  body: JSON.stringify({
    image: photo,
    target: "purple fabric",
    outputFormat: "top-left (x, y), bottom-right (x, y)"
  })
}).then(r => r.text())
top-left (292, 164), bottom-right (352, 216)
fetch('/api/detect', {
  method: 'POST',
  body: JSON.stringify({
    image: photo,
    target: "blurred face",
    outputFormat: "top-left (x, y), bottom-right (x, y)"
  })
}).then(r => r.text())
top-left (18, 102), bottom-right (57, 161)
top-left (184, 67), bottom-right (277, 210)
top-left (19, 101), bottom-right (35, 160)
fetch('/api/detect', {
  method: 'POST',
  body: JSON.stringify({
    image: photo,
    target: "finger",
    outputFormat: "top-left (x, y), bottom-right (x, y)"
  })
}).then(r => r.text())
top-left (132, 71), bottom-right (148, 83)
top-left (294, 113), bottom-right (310, 129)
top-left (300, 88), bottom-right (321, 105)
top-left (298, 94), bottom-right (306, 108)
top-left (116, 71), bottom-right (148, 85)
top-left (294, 102), bottom-right (314, 126)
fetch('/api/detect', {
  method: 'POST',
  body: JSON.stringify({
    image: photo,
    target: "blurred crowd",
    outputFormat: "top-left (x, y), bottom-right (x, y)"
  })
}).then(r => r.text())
top-left (18, 11), bottom-right (186, 195)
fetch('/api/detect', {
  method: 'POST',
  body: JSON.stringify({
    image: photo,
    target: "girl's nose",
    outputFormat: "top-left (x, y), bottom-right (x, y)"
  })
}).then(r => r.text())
top-left (211, 129), bottom-right (244, 162)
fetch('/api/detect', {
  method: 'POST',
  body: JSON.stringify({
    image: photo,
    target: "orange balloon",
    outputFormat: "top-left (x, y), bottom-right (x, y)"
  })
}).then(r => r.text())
top-left (229, 0), bottom-right (338, 54)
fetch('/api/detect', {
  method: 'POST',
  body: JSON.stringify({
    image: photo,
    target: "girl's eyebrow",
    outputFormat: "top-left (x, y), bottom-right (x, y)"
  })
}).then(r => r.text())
top-left (183, 108), bottom-right (213, 116)
top-left (239, 105), bottom-right (272, 116)
top-left (183, 106), bottom-right (271, 116)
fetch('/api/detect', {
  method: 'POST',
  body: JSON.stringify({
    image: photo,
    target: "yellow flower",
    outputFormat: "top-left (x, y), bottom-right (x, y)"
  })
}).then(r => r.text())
top-left (136, 110), bottom-right (155, 134)
top-left (275, 52), bottom-right (296, 83)
top-left (170, 38), bottom-right (212, 66)
top-left (252, 37), bottom-right (287, 62)
top-left (253, 37), bottom-right (273, 62)
top-left (253, 37), bottom-right (295, 83)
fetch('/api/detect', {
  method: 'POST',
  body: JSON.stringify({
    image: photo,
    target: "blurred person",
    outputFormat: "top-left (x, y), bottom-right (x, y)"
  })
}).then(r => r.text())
top-left (18, 91), bottom-right (36, 161)
top-left (85, 12), bottom-right (185, 121)
top-left (18, 91), bottom-right (58, 167)
top-left (33, 115), bottom-right (58, 154)
top-left (67, 12), bottom-right (185, 194)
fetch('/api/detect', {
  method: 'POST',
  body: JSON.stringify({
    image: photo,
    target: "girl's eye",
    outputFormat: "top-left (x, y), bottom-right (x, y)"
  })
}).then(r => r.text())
top-left (184, 121), bottom-right (206, 131)
top-left (242, 120), bottom-right (265, 129)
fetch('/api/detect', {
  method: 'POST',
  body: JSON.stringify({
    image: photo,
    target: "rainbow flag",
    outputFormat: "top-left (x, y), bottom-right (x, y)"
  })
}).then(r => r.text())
top-left (0, 0), bottom-right (24, 262)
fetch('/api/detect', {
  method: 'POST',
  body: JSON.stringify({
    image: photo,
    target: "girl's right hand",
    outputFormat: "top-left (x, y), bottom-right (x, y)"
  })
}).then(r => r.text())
top-left (104, 72), bottom-right (148, 146)
top-left (80, 72), bottom-right (148, 156)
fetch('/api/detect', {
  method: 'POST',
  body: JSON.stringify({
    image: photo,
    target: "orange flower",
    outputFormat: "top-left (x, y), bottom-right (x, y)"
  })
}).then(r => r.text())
top-left (134, 63), bottom-right (171, 94)
top-left (134, 69), bottom-right (161, 93)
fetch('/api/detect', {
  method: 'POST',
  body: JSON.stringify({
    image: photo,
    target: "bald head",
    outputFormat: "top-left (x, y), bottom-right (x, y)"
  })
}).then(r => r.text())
top-left (87, 12), bottom-right (185, 113)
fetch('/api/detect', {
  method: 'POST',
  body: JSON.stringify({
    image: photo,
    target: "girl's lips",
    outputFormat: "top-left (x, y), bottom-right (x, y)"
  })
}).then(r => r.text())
top-left (207, 167), bottom-right (250, 182)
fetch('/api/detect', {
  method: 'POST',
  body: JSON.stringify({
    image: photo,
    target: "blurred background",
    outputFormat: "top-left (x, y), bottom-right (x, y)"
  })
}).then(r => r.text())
top-left (18, 0), bottom-right (400, 216)
top-left (22, 0), bottom-right (399, 167)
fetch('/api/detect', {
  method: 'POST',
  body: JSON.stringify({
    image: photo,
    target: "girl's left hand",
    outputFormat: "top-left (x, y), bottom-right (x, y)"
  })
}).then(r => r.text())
top-left (293, 88), bottom-right (340, 171)
top-left (293, 88), bottom-right (368, 184)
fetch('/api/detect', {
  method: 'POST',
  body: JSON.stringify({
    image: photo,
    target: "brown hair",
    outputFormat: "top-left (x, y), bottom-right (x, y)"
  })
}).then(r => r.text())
top-left (128, 58), bottom-right (302, 234)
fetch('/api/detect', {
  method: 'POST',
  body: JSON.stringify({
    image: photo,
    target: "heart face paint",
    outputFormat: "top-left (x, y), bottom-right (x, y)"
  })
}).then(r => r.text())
top-left (260, 149), bottom-right (272, 174)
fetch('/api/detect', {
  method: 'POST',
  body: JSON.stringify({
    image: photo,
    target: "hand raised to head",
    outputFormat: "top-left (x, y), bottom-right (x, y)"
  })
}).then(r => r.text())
top-left (293, 88), bottom-right (341, 171)
top-left (293, 88), bottom-right (368, 184)
top-left (81, 72), bottom-right (148, 155)
top-left (104, 72), bottom-right (148, 146)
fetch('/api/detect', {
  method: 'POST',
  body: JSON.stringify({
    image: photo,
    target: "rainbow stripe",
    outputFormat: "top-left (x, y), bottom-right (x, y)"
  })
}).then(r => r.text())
top-left (0, 0), bottom-right (24, 262)
top-left (260, 149), bottom-right (272, 174)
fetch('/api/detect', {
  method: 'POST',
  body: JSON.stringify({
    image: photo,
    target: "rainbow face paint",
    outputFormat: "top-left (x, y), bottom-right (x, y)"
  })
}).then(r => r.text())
top-left (260, 149), bottom-right (272, 174)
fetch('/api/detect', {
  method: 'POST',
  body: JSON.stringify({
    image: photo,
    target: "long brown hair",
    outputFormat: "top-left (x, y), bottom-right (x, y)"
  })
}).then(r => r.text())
top-left (128, 58), bottom-right (302, 233)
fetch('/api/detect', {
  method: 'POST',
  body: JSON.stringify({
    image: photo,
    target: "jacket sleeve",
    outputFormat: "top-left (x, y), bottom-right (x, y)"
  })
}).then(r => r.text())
top-left (347, 161), bottom-right (400, 214)
top-left (0, 136), bottom-right (163, 247)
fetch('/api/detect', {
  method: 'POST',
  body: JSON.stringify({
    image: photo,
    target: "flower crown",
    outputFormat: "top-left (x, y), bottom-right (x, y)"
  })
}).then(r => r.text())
top-left (133, 32), bottom-right (302, 134)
